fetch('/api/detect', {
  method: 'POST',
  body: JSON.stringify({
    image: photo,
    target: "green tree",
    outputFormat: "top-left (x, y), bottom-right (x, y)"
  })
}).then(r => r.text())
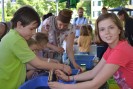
top-left (102, 0), bottom-right (129, 8)
top-left (4, 0), bottom-right (91, 21)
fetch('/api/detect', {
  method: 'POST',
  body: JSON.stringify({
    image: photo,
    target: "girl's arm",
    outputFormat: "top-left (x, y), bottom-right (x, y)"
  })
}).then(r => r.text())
top-left (68, 62), bottom-right (119, 89)
top-left (49, 58), bottom-right (120, 89)
top-left (47, 43), bottom-right (64, 53)
top-left (66, 33), bottom-right (80, 69)
top-left (69, 58), bottom-right (106, 81)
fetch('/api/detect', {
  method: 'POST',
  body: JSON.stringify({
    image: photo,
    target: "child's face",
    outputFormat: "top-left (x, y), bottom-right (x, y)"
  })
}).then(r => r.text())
top-left (18, 21), bottom-right (38, 40)
top-left (30, 44), bottom-right (38, 53)
top-left (37, 44), bottom-right (47, 51)
top-left (98, 18), bottom-right (120, 47)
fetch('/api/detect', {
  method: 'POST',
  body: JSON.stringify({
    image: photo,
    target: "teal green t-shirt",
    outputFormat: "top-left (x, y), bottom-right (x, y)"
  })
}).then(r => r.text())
top-left (0, 30), bottom-right (36, 89)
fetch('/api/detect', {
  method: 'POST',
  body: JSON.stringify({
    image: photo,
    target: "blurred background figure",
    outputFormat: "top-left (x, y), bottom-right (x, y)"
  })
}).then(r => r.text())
top-left (101, 7), bottom-right (108, 14)
top-left (72, 7), bottom-right (88, 38)
top-left (0, 22), bottom-right (12, 41)
top-left (117, 9), bottom-right (133, 46)
top-left (38, 12), bottom-right (53, 33)
top-left (41, 13), bottom-right (54, 35)
top-left (77, 25), bottom-right (92, 55)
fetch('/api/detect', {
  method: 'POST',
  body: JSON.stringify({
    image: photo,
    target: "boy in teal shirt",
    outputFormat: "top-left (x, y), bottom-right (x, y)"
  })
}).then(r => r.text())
top-left (0, 5), bottom-right (71, 89)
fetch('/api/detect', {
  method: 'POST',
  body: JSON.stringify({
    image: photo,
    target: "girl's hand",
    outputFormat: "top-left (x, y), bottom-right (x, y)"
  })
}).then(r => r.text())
top-left (55, 70), bottom-right (70, 81)
top-left (55, 47), bottom-right (64, 53)
top-left (62, 64), bottom-right (72, 75)
top-left (48, 82), bottom-right (65, 89)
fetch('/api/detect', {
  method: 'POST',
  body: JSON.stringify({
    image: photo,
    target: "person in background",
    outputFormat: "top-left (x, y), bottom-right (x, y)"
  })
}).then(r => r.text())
top-left (101, 7), bottom-right (108, 15)
top-left (38, 12), bottom-right (53, 32)
top-left (0, 6), bottom-right (71, 89)
top-left (0, 22), bottom-right (11, 41)
top-left (43, 9), bottom-right (80, 69)
top-left (87, 24), bottom-right (93, 40)
top-left (117, 9), bottom-right (133, 46)
top-left (77, 25), bottom-right (92, 55)
top-left (41, 13), bottom-right (53, 35)
top-left (26, 32), bottom-right (60, 80)
top-left (72, 7), bottom-right (88, 38)
top-left (37, 13), bottom-right (54, 58)
top-left (48, 13), bottom-right (133, 89)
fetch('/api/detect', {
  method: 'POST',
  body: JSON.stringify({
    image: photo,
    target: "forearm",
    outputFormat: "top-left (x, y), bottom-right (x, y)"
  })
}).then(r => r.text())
top-left (47, 43), bottom-right (56, 51)
top-left (66, 80), bottom-right (98, 89)
top-left (29, 56), bottom-right (63, 71)
top-left (69, 70), bottom-right (94, 82)
top-left (26, 63), bottom-right (36, 70)
top-left (66, 48), bottom-right (75, 64)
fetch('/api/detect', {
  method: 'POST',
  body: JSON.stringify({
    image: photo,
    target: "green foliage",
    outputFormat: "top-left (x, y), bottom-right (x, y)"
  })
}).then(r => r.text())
top-left (2, 0), bottom-right (91, 21)
top-left (102, 0), bottom-right (129, 8)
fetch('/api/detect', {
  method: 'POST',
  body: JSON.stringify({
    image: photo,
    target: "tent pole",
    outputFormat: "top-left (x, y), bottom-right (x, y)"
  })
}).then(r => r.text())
top-left (1, 0), bottom-right (5, 22)
top-left (56, 0), bottom-right (59, 16)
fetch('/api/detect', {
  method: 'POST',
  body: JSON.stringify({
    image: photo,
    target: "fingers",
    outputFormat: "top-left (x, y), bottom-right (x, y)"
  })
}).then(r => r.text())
top-left (48, 82), bottom-right (63, 89)
top-left (55, 70), bottom-right (63, 76)
top-left (54, 70), bottom-right (69, 81)
top-left (48, 82), bottom-right (56, 89)
top-left (63, 65), bottom-right (72, 75)
top-left (57, 47), bottom-right (64, 53)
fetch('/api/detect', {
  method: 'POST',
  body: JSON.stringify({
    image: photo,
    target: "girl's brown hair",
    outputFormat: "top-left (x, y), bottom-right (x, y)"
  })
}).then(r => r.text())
top-left (95, 13), bottom-right (125, 44)
top-left (80, 25), bottom-right (90, 36)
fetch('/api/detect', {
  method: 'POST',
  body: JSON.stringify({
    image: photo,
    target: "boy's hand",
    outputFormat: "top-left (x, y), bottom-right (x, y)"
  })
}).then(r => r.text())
top-left (55, 70), bottom-right (70, 81)
top-left (62, 64), bottom-right (72, 75)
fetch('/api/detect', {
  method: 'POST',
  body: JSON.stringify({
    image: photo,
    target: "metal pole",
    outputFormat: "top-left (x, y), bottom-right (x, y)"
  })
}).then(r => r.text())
top-left (130, 0), bottom-right (133, 16)
top-left (1, 0), bottom-right (5, 22)
top-left (56, 0), bottom-right (58, 16)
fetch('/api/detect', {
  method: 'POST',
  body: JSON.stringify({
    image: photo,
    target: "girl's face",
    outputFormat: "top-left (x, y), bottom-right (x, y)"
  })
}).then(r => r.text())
top-left (17, 21), bottom-right (38, 40)
top-left (57, 20), bottom-right (69, 30)
top-left (98, 18), bottom-right (120, 48)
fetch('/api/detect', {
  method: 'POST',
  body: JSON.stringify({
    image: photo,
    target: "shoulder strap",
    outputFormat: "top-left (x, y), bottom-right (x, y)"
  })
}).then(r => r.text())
top-left (83, 17), bottom-right (86, 23)
top-left (75, 17), bottom-right (78, 23)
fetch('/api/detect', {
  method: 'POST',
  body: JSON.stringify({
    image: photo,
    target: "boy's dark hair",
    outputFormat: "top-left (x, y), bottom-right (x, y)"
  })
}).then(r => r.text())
top-left (11, 5), bottom-right (40, 29)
